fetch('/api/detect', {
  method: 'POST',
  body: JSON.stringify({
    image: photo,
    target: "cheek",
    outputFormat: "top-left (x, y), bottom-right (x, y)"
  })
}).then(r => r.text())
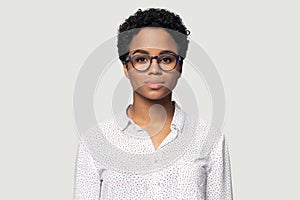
top-left (128, 72), bottom-right (145, 91)
top-left (166, 75), bottom-right (180, 90)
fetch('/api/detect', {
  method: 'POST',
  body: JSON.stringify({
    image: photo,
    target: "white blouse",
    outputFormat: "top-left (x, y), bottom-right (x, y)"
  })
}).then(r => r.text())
top-left (73, 101), bottom-right (233, 199)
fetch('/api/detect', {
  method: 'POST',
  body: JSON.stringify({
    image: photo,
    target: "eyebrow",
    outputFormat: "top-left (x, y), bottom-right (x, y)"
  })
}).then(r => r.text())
top-left (131, 49), bottom-right (177, 55)
top-left (159, 50), bottom-right (177, 55)
top-left (132, 49), bottom-right (149, 55)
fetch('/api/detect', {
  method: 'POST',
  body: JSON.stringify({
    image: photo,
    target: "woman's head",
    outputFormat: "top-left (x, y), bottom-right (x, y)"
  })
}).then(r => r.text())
top-left (117, 8), bottom-right (190, 101)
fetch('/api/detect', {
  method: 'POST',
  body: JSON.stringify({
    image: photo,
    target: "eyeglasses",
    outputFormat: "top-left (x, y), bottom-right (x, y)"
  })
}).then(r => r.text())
top-left (125, 53), bottom-right (183, 72)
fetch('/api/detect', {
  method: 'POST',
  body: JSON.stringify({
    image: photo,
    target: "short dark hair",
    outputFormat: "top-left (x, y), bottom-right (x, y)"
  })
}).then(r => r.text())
top-left (117, 8), bottom-right (191, 62)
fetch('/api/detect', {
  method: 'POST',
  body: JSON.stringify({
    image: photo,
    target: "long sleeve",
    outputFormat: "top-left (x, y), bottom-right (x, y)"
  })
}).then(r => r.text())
top-left (73, 141), bottom-right (101, 200)
top-left (206, 133), bottom-right (233, 200)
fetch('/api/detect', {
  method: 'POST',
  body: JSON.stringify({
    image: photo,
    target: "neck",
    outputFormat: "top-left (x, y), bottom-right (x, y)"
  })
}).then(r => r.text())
top-left (128, 92), bottom-right (175, 127)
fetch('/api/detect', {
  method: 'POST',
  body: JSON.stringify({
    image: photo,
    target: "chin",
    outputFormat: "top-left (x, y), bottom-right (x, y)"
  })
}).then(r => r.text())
top-left (139, 90), bottom-right (172, 101)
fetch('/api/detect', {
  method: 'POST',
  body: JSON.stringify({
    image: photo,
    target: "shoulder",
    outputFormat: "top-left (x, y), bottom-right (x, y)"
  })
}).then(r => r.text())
top-left (184, 113), bottom-right (225, 158)
top-left (84, 112), bottom-right (123, 137)
top-left (185, 113), bottom-right (223, 137)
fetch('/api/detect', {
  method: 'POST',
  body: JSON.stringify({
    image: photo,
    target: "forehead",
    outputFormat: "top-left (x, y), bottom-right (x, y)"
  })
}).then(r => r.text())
top-left (128, 28), bottom-right (178, 53)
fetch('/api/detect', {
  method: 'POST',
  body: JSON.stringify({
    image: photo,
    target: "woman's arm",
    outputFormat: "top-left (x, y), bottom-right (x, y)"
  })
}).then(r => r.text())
top-left (73, 141), bottom-right (102, 200)
top-left (206, 133), bottom-right (233, 200)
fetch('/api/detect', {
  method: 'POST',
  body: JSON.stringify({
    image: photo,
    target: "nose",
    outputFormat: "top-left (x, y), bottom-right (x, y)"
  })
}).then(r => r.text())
top-left (148, 57), bottom-right (162, 74)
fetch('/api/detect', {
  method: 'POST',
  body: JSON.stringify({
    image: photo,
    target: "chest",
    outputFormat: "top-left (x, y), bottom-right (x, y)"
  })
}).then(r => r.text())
top-left (149, 125), bottom-right (172, 150)
top-left (98, 157), bottom-right (208, 199)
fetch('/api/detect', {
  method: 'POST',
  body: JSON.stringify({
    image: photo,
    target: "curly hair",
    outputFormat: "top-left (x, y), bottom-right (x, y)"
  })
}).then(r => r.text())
top-left (117, 8), bottom-right (191, 62)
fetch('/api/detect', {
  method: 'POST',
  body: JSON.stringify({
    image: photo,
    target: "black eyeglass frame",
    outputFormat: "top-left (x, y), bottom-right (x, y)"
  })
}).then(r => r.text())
top-left (124, 53), bottom-right (184, 72)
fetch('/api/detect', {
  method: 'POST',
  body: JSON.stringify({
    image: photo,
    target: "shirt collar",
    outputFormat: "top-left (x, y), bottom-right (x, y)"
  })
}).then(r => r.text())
top-left (114, 100), bottom-right (186, 133)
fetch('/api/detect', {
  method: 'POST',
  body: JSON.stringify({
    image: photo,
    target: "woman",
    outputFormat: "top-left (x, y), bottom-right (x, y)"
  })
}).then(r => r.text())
top-left (74, 8), bottom-right (233, 199)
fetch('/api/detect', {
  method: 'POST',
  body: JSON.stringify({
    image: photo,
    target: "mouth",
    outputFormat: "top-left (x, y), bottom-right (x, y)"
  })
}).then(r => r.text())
top-left (144, 81), bottom-right (165, 89)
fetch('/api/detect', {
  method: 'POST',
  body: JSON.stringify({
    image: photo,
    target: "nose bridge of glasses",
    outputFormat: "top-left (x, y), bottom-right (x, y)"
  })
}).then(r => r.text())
top-left (147, 56), bottom-right (161, 72)
top-left (150, 55), bottom-right (160, 65)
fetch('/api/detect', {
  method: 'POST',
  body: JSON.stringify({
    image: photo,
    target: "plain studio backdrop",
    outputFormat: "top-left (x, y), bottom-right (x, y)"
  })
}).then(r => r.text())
top-left (0, 0), bottom-right (299, 199)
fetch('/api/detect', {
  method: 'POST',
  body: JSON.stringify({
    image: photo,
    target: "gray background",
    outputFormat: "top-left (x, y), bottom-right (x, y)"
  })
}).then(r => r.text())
top-left (0, 0), bottom-right (299, 199)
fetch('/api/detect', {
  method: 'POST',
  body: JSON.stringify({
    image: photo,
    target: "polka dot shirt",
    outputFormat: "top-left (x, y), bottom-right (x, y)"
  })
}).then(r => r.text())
top-left (73, 101), bottom-right (233, 199)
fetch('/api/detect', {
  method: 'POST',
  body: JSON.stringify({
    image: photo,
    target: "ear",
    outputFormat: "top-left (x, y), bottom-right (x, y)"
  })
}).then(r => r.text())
top-left (123, 62), bottom-right (130, 79)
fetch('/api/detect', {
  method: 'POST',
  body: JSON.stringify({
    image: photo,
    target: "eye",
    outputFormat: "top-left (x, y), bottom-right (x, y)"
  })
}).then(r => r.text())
top-left (137, 57), bottom-right (146, 62)
top-left (133, 55), bottom-right (149, 63)
top-left (162, 57), bottom-right (172, 63)
top-left (160, 55), bottom-right (175, 64)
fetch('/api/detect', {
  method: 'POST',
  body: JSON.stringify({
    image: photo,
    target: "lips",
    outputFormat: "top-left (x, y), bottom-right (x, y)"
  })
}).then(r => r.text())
top-left (144, 80), bottom-right (165, 89)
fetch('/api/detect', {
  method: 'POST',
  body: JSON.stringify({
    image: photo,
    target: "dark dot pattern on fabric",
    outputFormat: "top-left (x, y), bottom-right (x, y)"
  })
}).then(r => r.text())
top-left (73, 101), bottom-right (233, 199)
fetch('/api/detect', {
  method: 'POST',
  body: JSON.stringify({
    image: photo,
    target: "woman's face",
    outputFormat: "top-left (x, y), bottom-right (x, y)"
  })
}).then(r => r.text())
top-left (123, 28), bottom-right (182, 100)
